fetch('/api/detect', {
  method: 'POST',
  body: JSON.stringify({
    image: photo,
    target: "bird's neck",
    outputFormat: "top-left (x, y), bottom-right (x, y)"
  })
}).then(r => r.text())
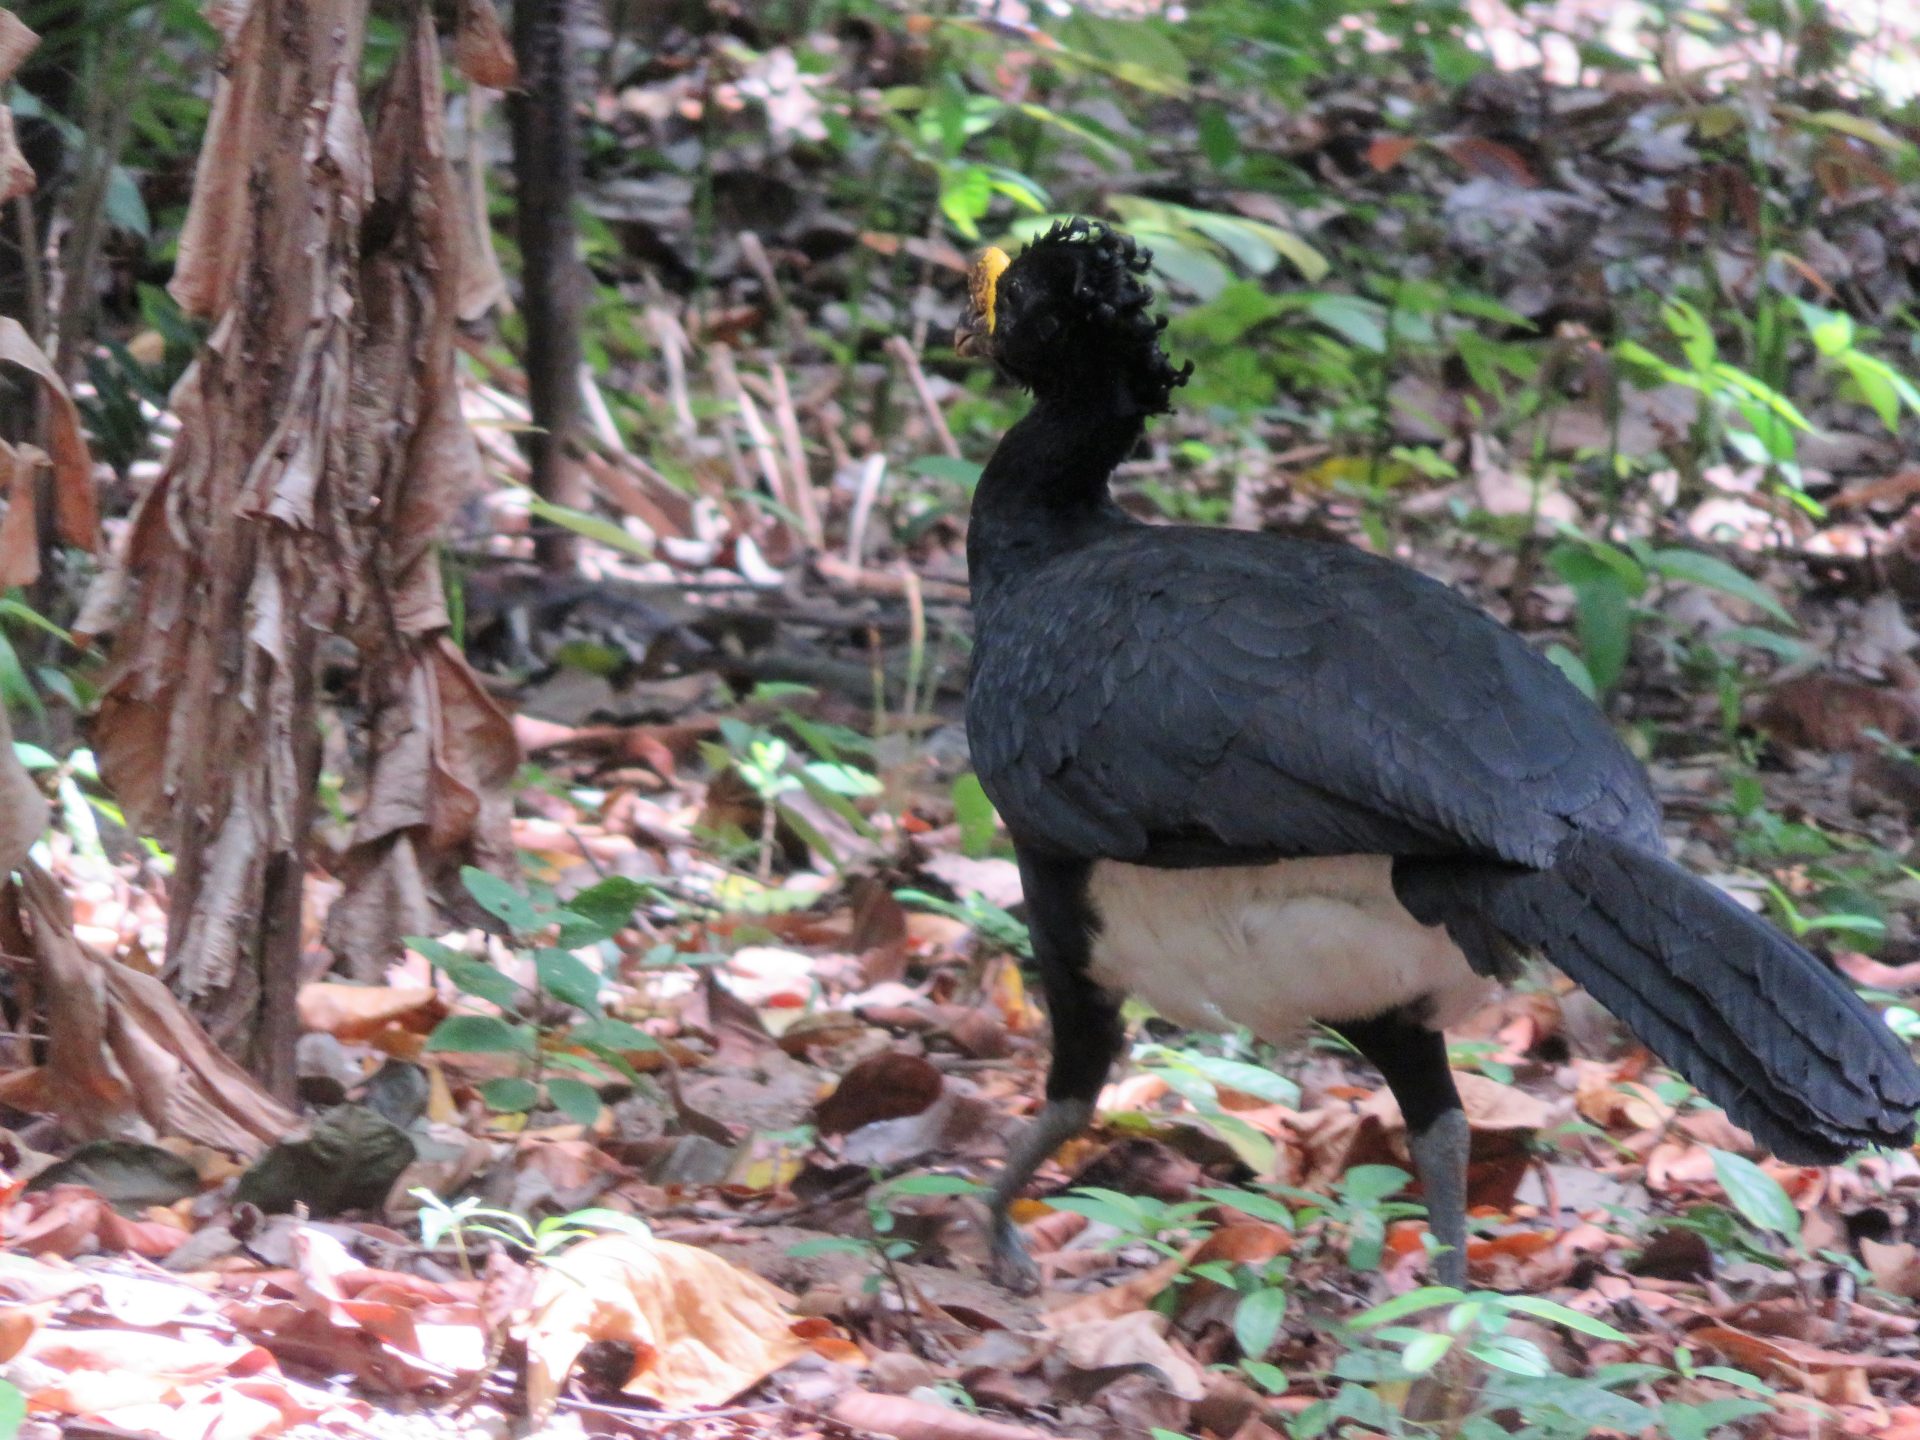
top-left (967, 394), bottom-right (1142, 590)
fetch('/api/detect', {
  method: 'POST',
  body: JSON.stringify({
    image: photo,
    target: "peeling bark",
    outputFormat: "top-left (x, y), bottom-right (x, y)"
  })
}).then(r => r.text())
top-left (92, 0), bottom-right (518, 1077)
top-left (92, 0), bottom-right (371, 1092)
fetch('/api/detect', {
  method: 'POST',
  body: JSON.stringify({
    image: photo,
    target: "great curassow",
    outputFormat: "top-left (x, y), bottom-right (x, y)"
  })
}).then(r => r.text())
top-left (955, 218), bottom-right (1920, 1294)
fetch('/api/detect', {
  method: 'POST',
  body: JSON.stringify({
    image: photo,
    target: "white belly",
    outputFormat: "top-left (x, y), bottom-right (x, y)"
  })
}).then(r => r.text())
top-left (1084, 855), bottom-right (1492, 1040)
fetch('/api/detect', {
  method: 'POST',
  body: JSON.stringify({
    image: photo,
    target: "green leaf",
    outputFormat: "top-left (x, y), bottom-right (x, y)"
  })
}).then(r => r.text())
top-left (480, 1077), bottom-right (541, 1113)
top-left (525, 495), bottom-right (654, 558)
top-left (1053, 13), bottom-right (1190, 94)
top-left (535, 948), bottom-right (605, 1015)
top-left (785, 1236), bottom-right (871, 1259)
top-left (1710, 1149), bottom-right (1802, 1245)
top-left (104, 165), bottom-right (150, 239)
top-left (1350, 1286), bottom-right (1466, 1329)
top-left (1568, 572), bottom-right (1632, 693)
top-left (410, 936), bottom-right (524, 1010)
top-left (1174, 1055), bottom-right (1301, 1107)
top-left (427, 1015), bottom-right (535, 1055)
top-left (544, 1077), bottom-right (604, 1126)
top-left (1140, 232), bottom-right (1232, 300)
top-left (1468, 1333), bottom-right (1552, 1376)
top-left (1662, 298), bottom-right (1717, 371)
top-left (1340, 1165), bottom-right (1412, 1205)
top-left (1648, 549), bottom-right (1795, 627)
top-left (571, 1016), bottom-right (662, 1053)
top-left (938, 164), bottom-right (993, 238)
top-left (1800, 108), bottom-right (1908, 151)
top-left (555, 876), bottom-right (654, 946)
top-left (1544, 643), bottom-right (1597, 699)
top-left (1234, 1286), bottom-right (1288, 1359)
top-left (953, 773), bottom-right (998, 858)
top-left (1400, 1331), bottom-right (1454, 1374)
top-left (907, 455), bottom-right (984, 488)
top-left (0, 1377), bottom-right (24, 1440)
top-left (1302, 294), bottom-right (1390, 352)
top-left (802, 760), bottom-right (883, 797)
top-left (461, 867), bottom-right (542, 934)
top-left (1795, 300), bottom-right (1855, 358)
top-left (1498, 1293), bottom-right (1630, 1341)
top-left (884, 1173), bottom-right (984, 1197)
top-left (1196, 1187), bottom-right (1295, 1229)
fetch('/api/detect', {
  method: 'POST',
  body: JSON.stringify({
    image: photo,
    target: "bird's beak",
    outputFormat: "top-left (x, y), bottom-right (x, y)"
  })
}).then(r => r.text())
top-left (955, 246), bottom-right (1010, 360)
top-left (954, 315), bottom-right (992, 359)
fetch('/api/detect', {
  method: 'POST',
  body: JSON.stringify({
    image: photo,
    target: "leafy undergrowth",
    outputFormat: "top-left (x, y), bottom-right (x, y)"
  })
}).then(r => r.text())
top-left (8, 683), bottom-right (1920, 1440)
top-left (9, 0), bottom-right (1920, 1437)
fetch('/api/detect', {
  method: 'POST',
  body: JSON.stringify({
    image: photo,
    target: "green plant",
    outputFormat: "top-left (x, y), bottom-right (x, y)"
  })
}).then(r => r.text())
top-left (894, 885), bottom-right (1031, 957)
top-left (785, 1172), bottom-right (983, 1320)
top-left (699, 690), bottom-right (884, 880)
top-left (1128, 1040), bottom-right (1300, 1171)
top-left (1543, 530), bottom-right (1795, 697)
top-left (1294, 1285), bottom-right (1771, 1439)
top-left (1615, 298), bottom-right (1815, 496)
top-left (412, 1190), bottom-right (651, 1277)
top-left (1048, 1186), bottom-right (1219, 1262)
top-left (414, 866), bottom-right (665, 1126)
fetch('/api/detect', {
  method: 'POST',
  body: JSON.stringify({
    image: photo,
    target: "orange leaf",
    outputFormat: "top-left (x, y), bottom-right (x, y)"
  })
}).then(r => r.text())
top-left (1439, 135), bottom-right (1536, 187)
top-left (1367, 135), bottom-right (1420, 171)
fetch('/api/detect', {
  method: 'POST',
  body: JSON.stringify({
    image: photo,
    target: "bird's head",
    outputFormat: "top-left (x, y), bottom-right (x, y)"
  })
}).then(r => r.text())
top-left (955, 218), bottom-right (1192, 417)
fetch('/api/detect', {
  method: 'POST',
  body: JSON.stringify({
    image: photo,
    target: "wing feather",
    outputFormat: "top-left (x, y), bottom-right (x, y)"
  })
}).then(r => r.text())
top-left (968, 528), bottom-right (1661, 868)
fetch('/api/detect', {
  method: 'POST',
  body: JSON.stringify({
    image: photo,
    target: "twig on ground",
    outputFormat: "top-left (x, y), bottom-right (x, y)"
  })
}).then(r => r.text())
top-left (884, 334), bottom-right (960, 459)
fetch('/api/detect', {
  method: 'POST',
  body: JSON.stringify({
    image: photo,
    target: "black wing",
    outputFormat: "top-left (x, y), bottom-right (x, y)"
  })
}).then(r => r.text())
top-left (967, 526), bottom-right (1662, 869)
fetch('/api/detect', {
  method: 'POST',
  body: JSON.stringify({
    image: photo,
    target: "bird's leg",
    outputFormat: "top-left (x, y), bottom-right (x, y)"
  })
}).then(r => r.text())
top-left (987, 1096), bottom-right (1094, 1293)
top-left (1330, 1011), bottom-right (1471, 1289)
top-left (989, 852), bottom-right (1125, 1294)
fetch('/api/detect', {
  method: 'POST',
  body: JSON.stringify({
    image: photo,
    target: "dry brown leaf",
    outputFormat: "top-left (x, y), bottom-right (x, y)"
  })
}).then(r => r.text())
top-left (814, 1051), bottom-right (944, 1134)
top-left (0, 9), bottom-right (36, 78)
top-left (296, 983), bottom-right (439, 1041)
top-left (0, 440), bottom-right (43, 587)
top-left (0, 861), bottom-right (296, 1155)
top-left (1368, 135), bottom-right (1421, 171)
top-left (1053, 1309), bottom-right (1209, 1400)
top-left (0, 2), bottom-right (35, 207)
top-left (1439, 135), bottom-right (1537, 186)
top-left (1694, 1321), bottom-right (1920, 1380)
top-left (0, 10), bottom-right (34, 203)
top-left (830, 1391), bottom-right (1057, 1440)
top-left (1041, 1251), bottom-right (1190, 1329)
top-left (1862, 1238), bottom-right (1920, 1300)
top-left (322, 17), bottom-right (517, 978)
top-left (518, 1232), bottom-right (807, 1420)
top-left (454, 0), bottom-right (516, 87)
top-left (0, 691), bottom-right (46, 875)
top-left (0, 317), bottom-right (99, 549)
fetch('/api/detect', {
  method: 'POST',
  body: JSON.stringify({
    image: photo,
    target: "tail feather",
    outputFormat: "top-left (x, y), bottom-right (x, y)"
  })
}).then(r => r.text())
top-left (1397, 834), bottom-right (1920, 1163)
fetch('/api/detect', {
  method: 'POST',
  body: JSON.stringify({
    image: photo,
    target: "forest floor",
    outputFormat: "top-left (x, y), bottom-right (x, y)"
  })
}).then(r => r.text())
top-left (7, 3), bottom-right (1920, 1439)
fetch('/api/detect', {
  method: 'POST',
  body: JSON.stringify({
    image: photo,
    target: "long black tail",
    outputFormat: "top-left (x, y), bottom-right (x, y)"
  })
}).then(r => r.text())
top-left (1397, 834), bottom-right (1920, 1163)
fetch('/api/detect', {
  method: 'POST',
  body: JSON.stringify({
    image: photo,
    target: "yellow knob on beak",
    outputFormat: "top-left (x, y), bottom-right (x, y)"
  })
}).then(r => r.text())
top-left (956, 246), bottom-right (1011, 358)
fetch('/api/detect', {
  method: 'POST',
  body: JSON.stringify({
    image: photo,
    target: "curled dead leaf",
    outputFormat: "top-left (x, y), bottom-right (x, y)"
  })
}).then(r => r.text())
top-left (296, 983), bottom-right (440, 1041)
top-left (0, 318), bottom-right (100, 552)
top-left (831, 1390), bottom-right (1057, 1440)
top-left (0, 12), bottom-right (35, 203)
top-left (455, 0), bottom-right (517, 87)
top-left (814, 1051), bottom-right (943, 1135)
top-left (519, 1232), bottom-right (807, 1419)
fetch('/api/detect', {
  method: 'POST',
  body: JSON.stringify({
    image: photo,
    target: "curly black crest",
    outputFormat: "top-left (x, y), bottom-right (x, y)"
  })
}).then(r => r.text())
top-left (992, 218), bottom-right (1194, 416)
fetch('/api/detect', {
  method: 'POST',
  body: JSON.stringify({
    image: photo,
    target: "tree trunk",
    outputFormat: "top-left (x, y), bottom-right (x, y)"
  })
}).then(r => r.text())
top-left (91, 0), bottom-right (371, 1094)
top-left (509, 0), bottom-right (587, 572)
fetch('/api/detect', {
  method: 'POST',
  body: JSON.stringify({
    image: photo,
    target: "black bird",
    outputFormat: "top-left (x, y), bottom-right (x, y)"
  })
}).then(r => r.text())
top-left (955, 218), bottom-right (1920, 1294)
